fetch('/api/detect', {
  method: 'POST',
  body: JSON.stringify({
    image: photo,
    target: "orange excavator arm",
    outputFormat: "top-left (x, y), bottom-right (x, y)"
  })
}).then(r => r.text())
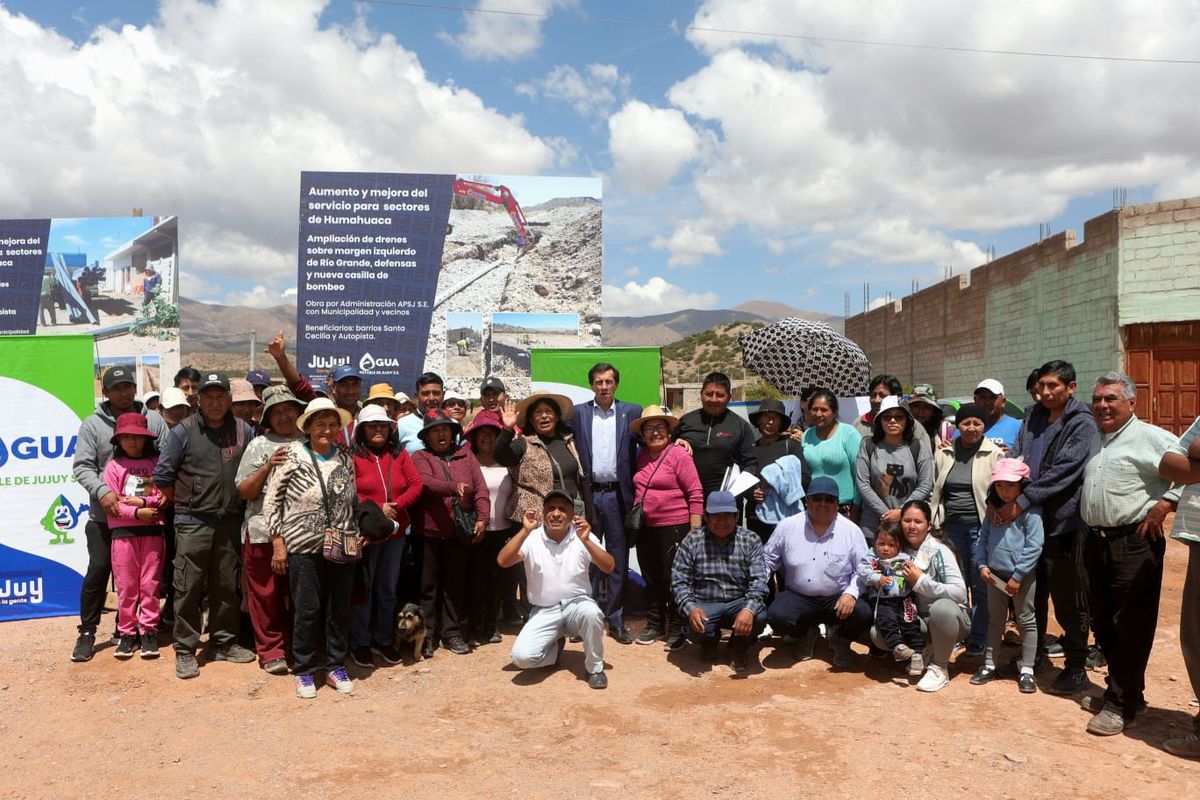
top-left (452, 178), bottom-right (531, 246)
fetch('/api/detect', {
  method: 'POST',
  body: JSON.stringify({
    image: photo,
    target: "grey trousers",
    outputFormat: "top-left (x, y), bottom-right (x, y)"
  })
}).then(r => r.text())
top-left (172, 519), bottom-right (242, 653)
top-left (986, 574), bottom-right (1037, 669)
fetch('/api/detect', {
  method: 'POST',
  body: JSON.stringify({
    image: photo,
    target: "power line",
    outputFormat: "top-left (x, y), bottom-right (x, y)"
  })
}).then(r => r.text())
top-left (357, 0), bottom-right (1200, 65)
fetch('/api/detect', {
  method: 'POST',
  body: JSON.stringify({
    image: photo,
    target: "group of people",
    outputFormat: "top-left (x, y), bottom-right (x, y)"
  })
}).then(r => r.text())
top-left (66, 342), bottom-right (1200, 757)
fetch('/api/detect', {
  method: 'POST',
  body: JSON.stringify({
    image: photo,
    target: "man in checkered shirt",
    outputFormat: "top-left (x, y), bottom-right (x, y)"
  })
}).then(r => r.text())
top-left (670, 491), bottom-right (769, 673)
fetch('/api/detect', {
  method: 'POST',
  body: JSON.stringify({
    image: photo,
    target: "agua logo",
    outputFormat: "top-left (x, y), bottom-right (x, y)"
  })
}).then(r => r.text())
top-left (0, 572), bottom-right (44, 606)
top-left (0, 434), bottom-right (77, 470)
top-left (359, 352), bottom-right (400, 373)
top-left (306, 354), bottom-right (350, 371)
top-left (40, 494), bottom-right (87, 545)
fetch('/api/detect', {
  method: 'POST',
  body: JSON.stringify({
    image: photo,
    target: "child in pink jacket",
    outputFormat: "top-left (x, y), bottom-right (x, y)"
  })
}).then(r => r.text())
top-left (102, 413), bottom-right (165, 660)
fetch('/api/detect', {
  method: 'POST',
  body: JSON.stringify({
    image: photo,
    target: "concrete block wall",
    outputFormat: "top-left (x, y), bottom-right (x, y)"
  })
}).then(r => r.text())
top-left (1119, 198), bottom-right (1200, 325)
top-left (846, 207), bottom-right (1131, 398)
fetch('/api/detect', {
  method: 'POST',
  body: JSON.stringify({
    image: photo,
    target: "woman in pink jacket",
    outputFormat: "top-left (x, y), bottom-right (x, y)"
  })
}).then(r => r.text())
top-left (101, 413), bottom-right (166, 660)
top-left (630, 407), bottom-right (703, 650)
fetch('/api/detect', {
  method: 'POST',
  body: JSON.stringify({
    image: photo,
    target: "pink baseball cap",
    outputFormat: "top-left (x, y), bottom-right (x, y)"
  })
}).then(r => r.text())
top-left (991, 458), bottom-right (1030, 483)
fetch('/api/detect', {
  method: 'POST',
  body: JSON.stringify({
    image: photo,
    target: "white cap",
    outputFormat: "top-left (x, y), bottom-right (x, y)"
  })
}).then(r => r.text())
top-left (878, 395), bottom-right (904, 414)
top-left (160, 387), bottom-right (189, 409)
top-left (442, 390), bottom-right (467, 404)
top-left (143, 391), bottom-right (160, 404)
top-left (394, 391), bottom-right (412, 405)
top-left (975, 379), bottom-right (1005, 396)
top-left (356, 404), bottom-right (395, 426)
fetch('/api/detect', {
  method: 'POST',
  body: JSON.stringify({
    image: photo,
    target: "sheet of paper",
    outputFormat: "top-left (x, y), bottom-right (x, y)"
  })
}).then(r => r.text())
top-left (726, 469), bottom-right (761, 498)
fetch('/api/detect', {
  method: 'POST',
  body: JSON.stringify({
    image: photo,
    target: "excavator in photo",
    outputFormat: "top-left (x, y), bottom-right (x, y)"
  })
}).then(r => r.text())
top-left (447, 178), bottom-right (543, 249)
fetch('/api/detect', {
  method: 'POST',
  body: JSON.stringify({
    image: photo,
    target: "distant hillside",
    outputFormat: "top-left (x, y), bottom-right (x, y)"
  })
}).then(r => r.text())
top-left (525, 197), bottom-right (601, 213)
top-left (604, 305), bottom-right (842, 347)
top-left (661, 321), bottom-right (768, 384)
top-left (179, 296), bottom-right (296, 357)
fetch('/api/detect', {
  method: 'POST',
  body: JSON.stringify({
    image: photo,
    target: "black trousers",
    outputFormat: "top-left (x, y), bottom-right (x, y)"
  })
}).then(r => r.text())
top-left (637, 523), bottom-right (689, 637)
top-left (465, 529), bottom-right (510, 639)
top-left (1034, 532), bottom-right (1091, 670)
top-left (1085, 529), bottom-right (1165, 714)
top-left (420, 536), bottom-right (468, 641)
top-left (78, 520), bottom-right (113, 633)
top-left (874, 596), bottom-right (923, 651)
top-left (288, 553), bottom-right (354, 676)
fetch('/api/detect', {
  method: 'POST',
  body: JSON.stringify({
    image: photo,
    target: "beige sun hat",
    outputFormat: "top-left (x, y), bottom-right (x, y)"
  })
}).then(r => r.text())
top-left (630, 405), bottom-right (678, 436)
top-left (515, 392), bottom-right (574, 428)
top-left (296, 397), bottom-right (353, 432)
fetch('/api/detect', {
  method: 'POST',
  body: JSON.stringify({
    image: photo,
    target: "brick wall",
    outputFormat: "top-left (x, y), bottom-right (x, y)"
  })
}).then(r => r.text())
top-left (1119, 198), bottom-right (1200, 325)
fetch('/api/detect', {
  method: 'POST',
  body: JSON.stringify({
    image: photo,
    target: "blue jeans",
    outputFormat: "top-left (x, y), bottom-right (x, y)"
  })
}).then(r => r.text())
top-left (588, 488), bottom-right (628, 627)
top-left (683, 599), bottom-right (766, 649)
top-left (767, 589), bottom-right (873, 640)
top-left (350, 537), bottom-right (407, 648)
top-left (943, 520), bottom-right (987, 648)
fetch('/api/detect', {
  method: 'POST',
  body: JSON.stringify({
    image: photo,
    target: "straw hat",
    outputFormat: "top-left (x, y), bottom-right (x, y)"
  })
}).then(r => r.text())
top-left (296, 397), bottom-right (353, 432)
top-left (515, 393), bottom-right (573, 428)
top-left (630, 405), bottom-right (678, 436)
top-left (366, 383), bottom-right (396, 404)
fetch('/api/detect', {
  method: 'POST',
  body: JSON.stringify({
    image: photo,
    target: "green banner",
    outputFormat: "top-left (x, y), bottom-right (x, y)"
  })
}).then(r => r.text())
top-left (0, 335), bottom-right (95, 621)
top-left (530, 346), bottom-right (661, 408)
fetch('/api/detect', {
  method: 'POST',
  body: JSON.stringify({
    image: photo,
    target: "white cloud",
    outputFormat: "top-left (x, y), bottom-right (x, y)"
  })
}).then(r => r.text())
top-left (604, 276), bottom-right (720, 316)
top-left (222, 284), bottom-right (290, 308)
top-left (441, 0), bottom-right (573, 61)
top-left (608, 101), bottom-right (702, 195)
top-left (630, 1), bottom-right (1200, 273)
top-left (649, 221), bottom-right (722, 267)
top-left (0, 1), bottom-right (556, 299)
top-left (517, 63), bottom-right (628, 118)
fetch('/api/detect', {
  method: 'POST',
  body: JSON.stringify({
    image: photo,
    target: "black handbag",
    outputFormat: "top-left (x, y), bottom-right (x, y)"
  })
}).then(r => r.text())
top-left (625, 444), bottom-right (672, 547)
top-left (438, 458), bottom-right (477, 544)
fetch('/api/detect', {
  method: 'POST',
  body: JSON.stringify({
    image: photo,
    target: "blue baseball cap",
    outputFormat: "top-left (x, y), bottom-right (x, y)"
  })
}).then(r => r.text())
top-left (807, 476), bottom-right (840, 500)
top-left (705, 491), bottom-right (738, 515)
top-left (245, 369), bottom-right (271, 387)
top-left (330, 364), bottom-right (361, 383)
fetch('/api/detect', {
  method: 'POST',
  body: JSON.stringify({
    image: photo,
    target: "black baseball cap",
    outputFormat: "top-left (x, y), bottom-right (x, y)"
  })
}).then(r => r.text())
top-left (102, 366), bottom-right (136, 391)
top-left (198, 372), bottom-right (230, 392)
top-left (480, 376), bottom-right (506, 394)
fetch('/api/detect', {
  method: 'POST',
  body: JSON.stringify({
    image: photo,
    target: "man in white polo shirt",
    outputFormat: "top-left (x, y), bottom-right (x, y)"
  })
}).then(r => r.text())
top-left (497, 490), bottom-right (616, 689)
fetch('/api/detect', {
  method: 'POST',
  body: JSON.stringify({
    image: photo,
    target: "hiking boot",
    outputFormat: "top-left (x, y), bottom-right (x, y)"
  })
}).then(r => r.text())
top-left (1164, 732), bottom-right (1200, 759)
top-left (664, 632), bottom-right (688, 652)
top-left (907, 652), bottom-right (925, 678)
top-left (970, 665), bottom-right (998, 685)
top-left (588, 671), bottom-right (608, 689)
top-left (211, 643), bottom-right (256, 664)
top-left (175, 651), bottom-right (200, 679)
top-left (831, 635), bottom-right (853, 669)
top-left (916, 664), bottom-right (949, 693)
top-left (295, 673), bottom-right (317, 699)
top-left (442, 636), bottom-right (471, 655)
top-left (114, 634), bottom-right (137, 659)
top-left (139, 632), bottom-right (160, 659)
top-left (325, 666), bottom-right (355, 694)
top-left (71, 630), bottom-right (96, 663)
top-left (373, 644), bottom-right (403, 666)
top-left (1086, 704), bottom-right (1126, 736)
top-left (794, 628), bottom-right (818, 661)
top-left (262, 658), bottom-right (289, 675)
top-left (1018, 672), bottom-right (1038, 694)
top-left (609, 625), bottom-right (633, 645)
top-left (1048, 666), bottom-right (1092, 696)
top-left (635, 627), bottom-right (662, 645)
top-left (1081, 694), bottom-right (1145, 724)
top-left (351, 646), bottom-right (375, 668)
top-left (1086, 644), bottom-right (1107, 670)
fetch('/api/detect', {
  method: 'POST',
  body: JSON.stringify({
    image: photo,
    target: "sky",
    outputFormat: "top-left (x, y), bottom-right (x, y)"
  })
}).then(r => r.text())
top-left (47, 216), bottom-right (154, 258)
top-left (1, 0), bottom-right (1197, 319)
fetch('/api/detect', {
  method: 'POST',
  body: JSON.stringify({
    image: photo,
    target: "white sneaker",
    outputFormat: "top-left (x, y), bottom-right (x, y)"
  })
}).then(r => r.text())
top-left (295, 674), bottom-right (317, 699)
top-left (325, 666), bottom-right (356, 694)
top-left (916, 664), bottom-right (949, 693)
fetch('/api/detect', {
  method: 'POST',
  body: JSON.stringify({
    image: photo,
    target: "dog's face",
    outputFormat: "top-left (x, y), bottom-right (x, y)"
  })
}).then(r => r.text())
top-left (395, 604), bottom-right (426, 641)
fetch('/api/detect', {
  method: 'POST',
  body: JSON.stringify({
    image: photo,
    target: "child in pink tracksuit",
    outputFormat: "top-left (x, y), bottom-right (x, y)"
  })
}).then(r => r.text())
top-left (102, 412), bottom-right (165, 660)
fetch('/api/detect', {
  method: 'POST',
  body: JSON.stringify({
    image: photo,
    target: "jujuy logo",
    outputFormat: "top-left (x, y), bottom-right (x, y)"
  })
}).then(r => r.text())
top-left (307, 354), bottom-right (349, 370)
top-left (40, 494), bottom-right (88, 545)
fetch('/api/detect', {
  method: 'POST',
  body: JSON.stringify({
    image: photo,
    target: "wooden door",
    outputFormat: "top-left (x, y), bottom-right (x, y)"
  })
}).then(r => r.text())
top-left (1154, 349), bottom-right (1200, 434)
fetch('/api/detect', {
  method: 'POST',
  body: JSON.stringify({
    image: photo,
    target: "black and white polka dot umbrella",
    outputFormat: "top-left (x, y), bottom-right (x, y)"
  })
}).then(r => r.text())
top-left (738, 317), bottom-right (871, 397)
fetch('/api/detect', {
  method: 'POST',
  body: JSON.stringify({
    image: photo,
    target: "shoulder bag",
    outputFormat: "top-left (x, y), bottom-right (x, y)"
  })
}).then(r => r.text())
top-left (438, 457), bottom-right (477, 544)
top-left (624, 444), bottom-right (672, 548)
top-left (308, 448), bottom-right (361, 563)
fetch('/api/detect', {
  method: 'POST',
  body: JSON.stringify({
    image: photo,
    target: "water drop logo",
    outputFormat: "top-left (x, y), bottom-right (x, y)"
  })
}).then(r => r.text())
top-left (40, 494), bottom-right (87, 545)
top-left (359, 352), bottom-right (377, 373)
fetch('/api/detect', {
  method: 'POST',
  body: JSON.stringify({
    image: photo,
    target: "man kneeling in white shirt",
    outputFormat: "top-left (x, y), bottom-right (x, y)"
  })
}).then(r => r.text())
top-left (498, 490), bottom-right (616, 689)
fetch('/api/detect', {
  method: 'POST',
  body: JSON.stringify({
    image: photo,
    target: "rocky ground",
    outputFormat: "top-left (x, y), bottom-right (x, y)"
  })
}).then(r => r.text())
top-left (425, 201), bottom-right (601, 398)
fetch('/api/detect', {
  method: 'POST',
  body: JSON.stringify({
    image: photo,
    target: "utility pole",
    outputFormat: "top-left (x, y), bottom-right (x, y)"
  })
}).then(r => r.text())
top-left (249, 331), bottom-right (257, 371)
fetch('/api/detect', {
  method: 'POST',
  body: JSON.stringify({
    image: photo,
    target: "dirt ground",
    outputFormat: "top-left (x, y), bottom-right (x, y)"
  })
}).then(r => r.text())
top-left (4, 539), bottom-right (1200, 799)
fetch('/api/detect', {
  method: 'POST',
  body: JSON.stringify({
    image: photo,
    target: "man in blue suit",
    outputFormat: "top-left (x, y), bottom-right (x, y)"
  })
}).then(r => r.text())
top-left (572, 363), bottom-right (642, 645)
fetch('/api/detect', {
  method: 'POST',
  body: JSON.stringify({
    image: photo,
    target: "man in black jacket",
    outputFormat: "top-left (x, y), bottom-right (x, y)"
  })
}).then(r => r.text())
top-left (674, 372), bottom-right (758, 498)
top-left (154, 373), bottom-right (256, 679)
top-left (1002, 360), bottom-right (1100, 695)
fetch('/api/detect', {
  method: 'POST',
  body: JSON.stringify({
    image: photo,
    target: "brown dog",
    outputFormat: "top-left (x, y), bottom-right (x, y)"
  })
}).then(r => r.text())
top-left (394, 603), bottom-right (427, 663)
